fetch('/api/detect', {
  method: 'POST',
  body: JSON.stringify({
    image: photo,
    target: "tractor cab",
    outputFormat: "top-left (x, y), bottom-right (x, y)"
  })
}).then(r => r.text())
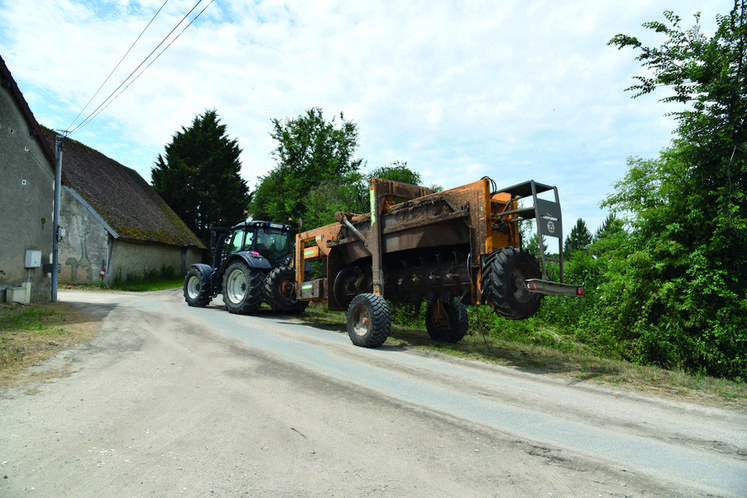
top-left (214, 221), bottom-right (294, 270)
top-left (223, 222), bottom-right (293, 264)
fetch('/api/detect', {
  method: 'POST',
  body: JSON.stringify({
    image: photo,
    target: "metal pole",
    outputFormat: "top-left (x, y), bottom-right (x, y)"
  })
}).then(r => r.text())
top-left (52, 134), bottom-right (63, 302)
top-left (368, 181), bottom-right (384, 297)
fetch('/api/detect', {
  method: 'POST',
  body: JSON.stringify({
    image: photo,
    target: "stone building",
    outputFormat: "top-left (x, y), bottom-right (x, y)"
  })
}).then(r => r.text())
top-left (0, 55), bottom-right (57, 303)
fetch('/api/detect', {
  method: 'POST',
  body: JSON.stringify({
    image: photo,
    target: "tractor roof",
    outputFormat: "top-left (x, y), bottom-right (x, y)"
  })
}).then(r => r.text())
top-left (231, 220), bottom-right (293, 231)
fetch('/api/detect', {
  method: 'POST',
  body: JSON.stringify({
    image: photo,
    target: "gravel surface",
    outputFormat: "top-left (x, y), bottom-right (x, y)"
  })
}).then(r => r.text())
top-left (1, 289), bottom-right (745, 497)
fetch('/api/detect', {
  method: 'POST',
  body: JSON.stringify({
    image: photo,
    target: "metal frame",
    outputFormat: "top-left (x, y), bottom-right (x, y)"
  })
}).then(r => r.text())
top-left (295, 177), bottom-right (582, 309)
top-left (493, 180), bottom-right (565, 283)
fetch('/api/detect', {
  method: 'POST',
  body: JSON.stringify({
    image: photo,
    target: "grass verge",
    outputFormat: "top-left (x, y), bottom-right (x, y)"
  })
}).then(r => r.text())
top-left (109, 278), bottom-right (185, 292)
top-left (0, 302), bottom-right (99, 390)
top-left (302, 303), bottom-right (747, 410)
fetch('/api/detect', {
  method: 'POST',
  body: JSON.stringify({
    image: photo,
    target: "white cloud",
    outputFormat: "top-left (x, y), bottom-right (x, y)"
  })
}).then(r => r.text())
top-left (0, 0), bottom-right (733, 235)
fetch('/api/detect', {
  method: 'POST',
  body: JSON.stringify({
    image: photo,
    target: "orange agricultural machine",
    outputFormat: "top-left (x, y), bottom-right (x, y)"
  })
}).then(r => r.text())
top-left (294, 177), bottom-right (582, 347)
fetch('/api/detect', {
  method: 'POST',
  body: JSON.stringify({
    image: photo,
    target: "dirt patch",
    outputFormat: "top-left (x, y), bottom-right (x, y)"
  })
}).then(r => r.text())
top-left (0, 301), bottom-right (101, 390)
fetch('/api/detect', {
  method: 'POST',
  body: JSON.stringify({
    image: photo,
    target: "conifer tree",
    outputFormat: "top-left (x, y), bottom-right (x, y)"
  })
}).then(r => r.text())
top-left (563, 218), bottom-right (593, 260)
top-left (152, 109), bottom-right (250, 246)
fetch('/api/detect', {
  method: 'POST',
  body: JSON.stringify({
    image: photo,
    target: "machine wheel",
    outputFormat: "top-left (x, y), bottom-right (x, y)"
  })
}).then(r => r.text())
top-left (425, 297), bottom-right (469, 343)
top-left (222, 261), bottom-right (265, 315)
top-left (183, 268), bottom-right (212, 307)
top-left (263, 266), bottom-right (308, 314)
top-left (333, 263), bottom-right (372, 308)
top-left (480, 247), bottom-right (542, 320)
top-left (346, 293), bottom-right (391, 348)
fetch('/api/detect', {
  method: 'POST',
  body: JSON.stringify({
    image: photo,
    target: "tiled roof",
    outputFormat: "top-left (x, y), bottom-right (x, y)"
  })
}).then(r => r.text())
top-left (0, 55), bottom-right (57, 167)
top-left (41, 127), bottom-right (205, 249)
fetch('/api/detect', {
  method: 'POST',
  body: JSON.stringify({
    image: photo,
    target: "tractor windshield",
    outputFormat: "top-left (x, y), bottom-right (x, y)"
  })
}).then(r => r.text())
top-left (226, 229), bottom-right (248, 254)
top-left (254, 227), bottom-right (290, 261)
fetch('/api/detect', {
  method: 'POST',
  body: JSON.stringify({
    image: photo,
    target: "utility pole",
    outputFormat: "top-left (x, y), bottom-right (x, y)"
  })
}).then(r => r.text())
top-left (52, 133), bottom-right (63, 302)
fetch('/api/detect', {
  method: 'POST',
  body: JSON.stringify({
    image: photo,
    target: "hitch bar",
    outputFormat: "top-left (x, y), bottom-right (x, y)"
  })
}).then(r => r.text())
top-left (525, 279), bottom-right (584, 297)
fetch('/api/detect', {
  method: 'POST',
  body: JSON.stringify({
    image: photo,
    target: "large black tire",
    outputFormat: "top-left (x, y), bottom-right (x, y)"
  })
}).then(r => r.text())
top-left (183, 268), bottom-right (212, 307)
top-left (263, 266), bottom-right (308, 314)
top-left (222, 261), bottom-right (265, 315)
top-left (480, 247), bottom-right (542, 320)
top-left (333, 263), bottom-right (372, 309)
top-left (346, 293), bottom-right (391, 348)
top-left (425, 297), bottom-right (469, 343)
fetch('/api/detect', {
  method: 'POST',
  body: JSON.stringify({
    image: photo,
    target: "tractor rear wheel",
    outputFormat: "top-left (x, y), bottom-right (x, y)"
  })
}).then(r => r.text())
top-left (183, 268), bottom-right (212, 307)
top-left (263, 266), bottom-right (308, 314)
top-left (480, 247), bottom-right (542, 320)
top-left (425, 297), bottom-right (469, 343)
top-left (223, 261), bottom-right (265, 315)
top-left (346, 293), bottom-right (391, 348)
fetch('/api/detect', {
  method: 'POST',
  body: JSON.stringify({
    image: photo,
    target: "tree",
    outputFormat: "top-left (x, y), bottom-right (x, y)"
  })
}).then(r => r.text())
top-left (301, 174), bottom-right (367, 229)
top-left (594, 213), bottom-right (625, 240)
top-left (314, 161), bottom-right (428, 217)
top-left (249, 108), bottom-right (363, 227)
top-left (608, 5), bottom-right (747, 253)
top-left (301, 160), bottom-right (429, 234)
top-left (368, 160), bottom-right (422, 185)
top-left (281, 160), bottom-right (431, 229)
top-left (564, 218), bottom-right (593, 260)
top-left (152, 110), bottom-right (250, 245)
top-left (602, 4), bottom-right (747, 378)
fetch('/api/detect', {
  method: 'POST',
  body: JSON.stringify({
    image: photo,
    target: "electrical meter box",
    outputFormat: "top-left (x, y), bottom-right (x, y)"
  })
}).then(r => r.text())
top-left (25, 250), bottom-right (42, 268)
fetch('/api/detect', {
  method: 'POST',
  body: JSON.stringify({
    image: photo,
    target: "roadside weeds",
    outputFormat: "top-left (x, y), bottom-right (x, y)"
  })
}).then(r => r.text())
top-left (0, 302), bottom-right (99, 391)
top-left (302, 303), bottom-right (747, 410)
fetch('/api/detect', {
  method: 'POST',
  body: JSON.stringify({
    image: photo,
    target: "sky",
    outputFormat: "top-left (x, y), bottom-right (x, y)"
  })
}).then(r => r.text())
top-left (0, 0), bottom-right (732, 238)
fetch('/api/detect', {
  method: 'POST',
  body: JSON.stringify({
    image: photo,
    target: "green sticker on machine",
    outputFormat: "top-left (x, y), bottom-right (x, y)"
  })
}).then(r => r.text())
top-left (369, 189), bottom-right (376, 225)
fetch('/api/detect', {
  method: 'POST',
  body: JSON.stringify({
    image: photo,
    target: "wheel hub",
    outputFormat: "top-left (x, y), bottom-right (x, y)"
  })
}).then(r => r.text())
top-left (352, 306), bottom-right (371, 336)
top-left (187, 276), bottom-right (200, 299)
top-left (226, 270), bottom-right (247, 303)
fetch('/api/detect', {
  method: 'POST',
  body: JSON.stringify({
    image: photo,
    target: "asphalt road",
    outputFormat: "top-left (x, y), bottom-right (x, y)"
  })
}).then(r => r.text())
top-left (1, 289), bottom-right (745, 497)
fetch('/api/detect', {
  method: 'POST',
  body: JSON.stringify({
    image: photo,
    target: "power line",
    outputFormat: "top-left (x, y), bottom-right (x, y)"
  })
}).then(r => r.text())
top-left (68, 0), bottom-right (203, 134)
top-left (66, 0), bottom-right (170, 134)
top-left (68, 0), bottom-right (213, 135)
top-left (81, 0), bottom-right (215, 129)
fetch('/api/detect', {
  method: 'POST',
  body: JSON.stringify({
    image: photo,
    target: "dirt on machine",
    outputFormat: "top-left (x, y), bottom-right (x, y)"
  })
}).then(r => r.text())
top-left (183, 177), bottom-right (582, 348)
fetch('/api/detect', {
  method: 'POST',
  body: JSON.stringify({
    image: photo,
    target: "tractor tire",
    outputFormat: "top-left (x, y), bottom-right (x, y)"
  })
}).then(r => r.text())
top-left (425, 297), bottom-right (469, 343)
top-left (263, 266), bottom-right (308, 314)
top-left (346, 293), bottom-right (391, 348)
top-left (222, 261), bottom-right (265, 315)
top-left (183, 268), bottom-right (212, 307)
top-left (480, 247), bottom-right (542, 320)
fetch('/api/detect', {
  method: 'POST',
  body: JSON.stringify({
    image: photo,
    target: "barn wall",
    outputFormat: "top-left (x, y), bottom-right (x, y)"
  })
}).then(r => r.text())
top-left (58, 187), bottom-right (204, 285)
top-left (58, 187), bottom-right (110, 283)
top-left (108, 240), bottom-right (202, 284)
top-left (0, 81), bottom-right (54, 302)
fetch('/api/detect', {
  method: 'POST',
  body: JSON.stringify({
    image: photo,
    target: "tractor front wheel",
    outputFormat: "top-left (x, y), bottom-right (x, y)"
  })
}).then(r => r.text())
top-left (183, 268), bottom-right (212, 307)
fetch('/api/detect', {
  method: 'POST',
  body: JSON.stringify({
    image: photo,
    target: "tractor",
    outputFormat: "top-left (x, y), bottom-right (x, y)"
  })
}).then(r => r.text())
top-left (183, 220), bottom-right (307, 314)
